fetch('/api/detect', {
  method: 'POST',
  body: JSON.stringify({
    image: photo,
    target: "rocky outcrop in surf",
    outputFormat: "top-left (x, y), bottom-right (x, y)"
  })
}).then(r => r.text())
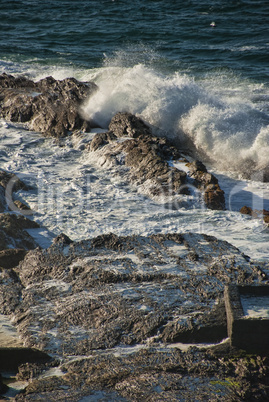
top-left (187, 160), bottom-right (226, 210)
top-left (0, 74), bottom-right (268, 400)
top-left (0, 73), bottom-right (97, 137)
top-left (0, 74), bottom-right (225, 210)
top-left (89, 112), bottom-right (225, 210)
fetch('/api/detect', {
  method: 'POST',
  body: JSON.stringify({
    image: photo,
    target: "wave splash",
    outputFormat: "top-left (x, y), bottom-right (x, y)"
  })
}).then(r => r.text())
top-left (82, 61), bottom-right (269, 176)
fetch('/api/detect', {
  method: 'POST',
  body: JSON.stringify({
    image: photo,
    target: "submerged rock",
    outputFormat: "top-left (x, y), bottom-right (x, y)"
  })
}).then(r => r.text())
top-left (0, 73), bottom-right (97, 137)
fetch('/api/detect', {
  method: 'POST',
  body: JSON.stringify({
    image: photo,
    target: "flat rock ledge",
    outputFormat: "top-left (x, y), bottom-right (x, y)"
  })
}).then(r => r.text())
top-left (1, 231), bottom-right (268, 400)
top-left (88, 112), bottom-right (226, 210)
top-left (0, 73), bottom-right (97, 138)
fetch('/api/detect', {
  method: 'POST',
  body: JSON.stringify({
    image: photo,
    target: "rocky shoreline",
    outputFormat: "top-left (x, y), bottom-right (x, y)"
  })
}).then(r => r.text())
top-left (1, 74), bottom-right (269, 400)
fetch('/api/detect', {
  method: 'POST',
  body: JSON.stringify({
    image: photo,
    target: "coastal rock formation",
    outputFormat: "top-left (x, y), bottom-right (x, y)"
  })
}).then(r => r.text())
top-left (187, 160), bottom-right (225, 210)
top-left (0, 73), bottom-right (97, 137)
top-left (0, 74), bottom-right (225, 210)
top-left (16, 347), bottom-right (269, 402)
top-left (0, 231), bottom-right (267, 400)
top-left (4, 232), bottom-right (266, 353)
top-left (0, 169), bottom-right (40, 277)
top-left (89, 112), bottom-right (225, 210)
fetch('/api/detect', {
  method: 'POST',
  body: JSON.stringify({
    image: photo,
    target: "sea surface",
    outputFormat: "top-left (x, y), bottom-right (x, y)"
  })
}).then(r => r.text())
top-left (0, 0), bottom-right (269, 260)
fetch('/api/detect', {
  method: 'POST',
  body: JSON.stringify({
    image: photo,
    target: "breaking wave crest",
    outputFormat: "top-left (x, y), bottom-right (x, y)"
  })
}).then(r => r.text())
top-left (82, 61), bottom-right (269, 176)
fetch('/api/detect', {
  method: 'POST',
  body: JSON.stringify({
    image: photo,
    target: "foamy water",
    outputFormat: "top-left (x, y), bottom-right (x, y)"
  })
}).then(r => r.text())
top-left (3, 59), bottom-right (268, 178)
top-left (1, 58), bottom-right (269, 261)
top-left (1, 116), bottom-right (269, 261)
top-left (82, 64), bottom-right (269, 175)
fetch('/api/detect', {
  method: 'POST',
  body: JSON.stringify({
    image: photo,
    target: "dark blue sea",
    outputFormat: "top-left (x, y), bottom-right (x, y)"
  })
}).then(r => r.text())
top-left (1, 0), bottom-right (269, 80)
top-left (0, 0), bottom-right (269, 260)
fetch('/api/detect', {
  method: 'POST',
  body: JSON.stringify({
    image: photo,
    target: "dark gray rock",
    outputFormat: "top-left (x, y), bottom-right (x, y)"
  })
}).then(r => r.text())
top-left (0, 185), bottom-right (5, 213)
top-left (187, 160), bottom-right (225, 210)
top-left (0, 169), bottom-right (29, 192)
top-left (240, 205), bottom-right (269, 227)
top-left (108, 111), bottom-right (152, 138)
top-left (89, 112), bottom-right (225, 210)
top-left (0, 73), bottom-right (97, 138)
top-left (0, 267), bottom-right (22, 313)
top-left (5, 232), bottom-right (265, 355)
top-left (0, 231), bottom-right (267, 400)
top-left (0, 348), bottom-right (51, 372)
top-left (15, 346), bottom-right (269, 401)
top-left (0, 248), bottom-right (28, 269)
top-left (89, 113), bottom-right (189, 199)
top-left (0, 213), bottom-right (39, 250)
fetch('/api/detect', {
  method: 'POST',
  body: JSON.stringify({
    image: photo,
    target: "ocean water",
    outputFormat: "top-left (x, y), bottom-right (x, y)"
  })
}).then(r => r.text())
top-left (0, 0), bottom-right (269, 260)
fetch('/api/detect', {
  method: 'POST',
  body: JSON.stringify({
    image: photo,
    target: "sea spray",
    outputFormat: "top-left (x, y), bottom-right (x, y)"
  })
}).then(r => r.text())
top-left (82, 62), bottom-right (269, 176)
top-left (81, 64), bottom-right (205, 137)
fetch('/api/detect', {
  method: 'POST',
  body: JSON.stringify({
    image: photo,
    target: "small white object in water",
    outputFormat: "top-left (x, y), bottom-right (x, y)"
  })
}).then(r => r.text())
top-left (210, 21), bottom-right (216, 27)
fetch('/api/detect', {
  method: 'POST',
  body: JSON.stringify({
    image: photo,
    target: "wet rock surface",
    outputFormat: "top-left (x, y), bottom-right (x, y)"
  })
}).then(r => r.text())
top-left (187, 160), bottom-right (225, 210)
top-left (0, 213), bottom-right (39, 250)
top-left (0, 231), bottom-right (268, 399)
top-left (240, 205), bottom-right (269, 227)
top-left (0, 79), bottom-right (268, 400)
top-left (0, 169), bottom-right (31, 213)
top-left (0, 248), bottom-right (28, 269)
top-left (5, 231), bottom-right (266, 352)
top-left (0, 213), bottom-right (40, 314)
top-left (89, 112), bottom-right (225, 210)
top-left (11, 232), bottom-right (266, 354)
top-left (0, 73), bottom-right (97, 138)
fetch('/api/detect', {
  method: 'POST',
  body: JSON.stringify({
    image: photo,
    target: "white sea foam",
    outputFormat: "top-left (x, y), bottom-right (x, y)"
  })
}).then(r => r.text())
top-left (2, 55), bottom-right (269, 175)
top-left (1, 119), bottom-right (269, 260)
top-left (1, 59), bottom-right (269, 261)
top-left (82, 62), bottom-right (269, 175)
